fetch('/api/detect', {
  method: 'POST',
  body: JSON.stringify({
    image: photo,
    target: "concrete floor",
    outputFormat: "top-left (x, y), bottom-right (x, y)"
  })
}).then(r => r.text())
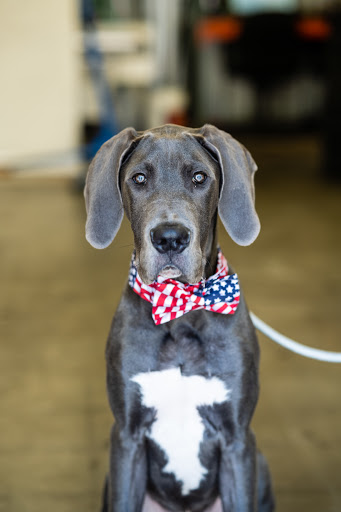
top-left (1, 135), bottom-right (340, 512)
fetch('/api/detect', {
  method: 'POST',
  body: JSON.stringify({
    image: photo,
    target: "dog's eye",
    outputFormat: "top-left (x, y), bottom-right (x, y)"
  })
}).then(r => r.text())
top-left (132, 173), bottom-right (147, 185)
top-left (192, 172), bottom-right (207, 185)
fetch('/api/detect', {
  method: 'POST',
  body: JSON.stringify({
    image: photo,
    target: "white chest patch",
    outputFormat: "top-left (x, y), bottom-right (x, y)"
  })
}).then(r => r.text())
top-left (132, 367), bottom-right (230, 495)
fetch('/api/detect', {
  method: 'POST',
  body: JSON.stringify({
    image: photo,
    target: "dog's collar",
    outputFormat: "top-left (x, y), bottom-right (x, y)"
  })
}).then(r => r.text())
top-left (128, 249), bottom-right (240, 325)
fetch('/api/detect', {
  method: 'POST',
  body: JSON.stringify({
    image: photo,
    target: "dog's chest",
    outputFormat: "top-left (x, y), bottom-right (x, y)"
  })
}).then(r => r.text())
top-left (132, 367), bottom-right (230, 494)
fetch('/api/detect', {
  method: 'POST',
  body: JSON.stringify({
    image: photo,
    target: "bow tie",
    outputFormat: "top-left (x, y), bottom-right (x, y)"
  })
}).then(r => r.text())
top-left (128, 250), bottom-right (240, 325)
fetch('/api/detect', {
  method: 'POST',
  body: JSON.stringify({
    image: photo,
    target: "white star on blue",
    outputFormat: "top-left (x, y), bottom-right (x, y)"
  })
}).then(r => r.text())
top-left (198, 274), bottom-right (239, 305)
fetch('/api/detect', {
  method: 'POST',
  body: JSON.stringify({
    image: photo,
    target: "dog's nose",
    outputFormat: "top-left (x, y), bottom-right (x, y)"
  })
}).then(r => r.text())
top-left (150, 224), bottom-right (190, 254)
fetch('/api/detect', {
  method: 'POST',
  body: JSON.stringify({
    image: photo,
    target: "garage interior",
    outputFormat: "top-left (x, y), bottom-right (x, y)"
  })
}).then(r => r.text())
top-left (1, 1), bottom-right (340, 511)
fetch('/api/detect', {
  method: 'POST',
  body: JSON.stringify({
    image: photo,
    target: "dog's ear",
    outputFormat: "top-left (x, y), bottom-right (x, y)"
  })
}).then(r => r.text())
top-left (196, 124), bottom-right (260, 246)
top-left (84, 127), bottom-right (138, 249)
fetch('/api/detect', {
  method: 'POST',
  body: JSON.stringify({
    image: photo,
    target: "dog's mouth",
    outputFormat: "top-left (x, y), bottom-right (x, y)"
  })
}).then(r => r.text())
top-left (158, 265), bottom-right (182, 280)
top-left (137, 253), bottom-right (204, 285)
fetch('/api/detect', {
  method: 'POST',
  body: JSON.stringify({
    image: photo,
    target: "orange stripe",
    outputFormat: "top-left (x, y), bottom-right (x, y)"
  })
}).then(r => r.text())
top-left (195, 17), bottom-right (243, 44)
top-left (296, 17), bottom-right (332, 40)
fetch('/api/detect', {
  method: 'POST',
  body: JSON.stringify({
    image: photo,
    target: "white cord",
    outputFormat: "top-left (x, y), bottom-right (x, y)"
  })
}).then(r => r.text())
top-left (250, 312), bottom-right (341, 363)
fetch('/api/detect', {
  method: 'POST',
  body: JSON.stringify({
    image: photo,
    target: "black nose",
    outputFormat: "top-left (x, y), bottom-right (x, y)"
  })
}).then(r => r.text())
top-left (150, 224), bottom-right (190, 254)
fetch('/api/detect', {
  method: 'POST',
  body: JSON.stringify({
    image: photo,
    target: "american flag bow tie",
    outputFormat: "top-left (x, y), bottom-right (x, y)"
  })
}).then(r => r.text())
top-left (128, 249), bottom-right (240, 325)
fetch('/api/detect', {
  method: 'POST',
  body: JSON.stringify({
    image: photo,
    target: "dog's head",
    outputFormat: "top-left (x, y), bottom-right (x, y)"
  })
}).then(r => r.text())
top-left (84, 124), bottom-right (260, 284)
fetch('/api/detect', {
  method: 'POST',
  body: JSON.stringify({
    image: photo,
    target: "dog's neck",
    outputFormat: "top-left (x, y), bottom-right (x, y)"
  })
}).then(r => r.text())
top-left (203, 211), bottom-right (219, 280)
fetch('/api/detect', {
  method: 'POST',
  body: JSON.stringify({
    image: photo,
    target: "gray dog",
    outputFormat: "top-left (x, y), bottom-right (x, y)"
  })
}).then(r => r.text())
top-left (84, 124), bottom-right (275, 512)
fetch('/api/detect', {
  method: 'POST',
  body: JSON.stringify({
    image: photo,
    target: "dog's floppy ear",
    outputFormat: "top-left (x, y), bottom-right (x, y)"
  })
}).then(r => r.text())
top-left (197, 124), bottom-right (260, 246)
top-left (84, 127), bottom-right (138, 249)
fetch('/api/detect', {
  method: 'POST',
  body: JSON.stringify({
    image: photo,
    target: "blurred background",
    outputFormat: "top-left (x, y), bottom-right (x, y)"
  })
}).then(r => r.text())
top-left (1, 0), bottom-right (340, 511)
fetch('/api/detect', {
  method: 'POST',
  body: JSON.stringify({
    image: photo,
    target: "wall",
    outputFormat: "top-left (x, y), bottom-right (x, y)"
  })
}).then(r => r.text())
top-left (0, 0), bottom-right (80, 167)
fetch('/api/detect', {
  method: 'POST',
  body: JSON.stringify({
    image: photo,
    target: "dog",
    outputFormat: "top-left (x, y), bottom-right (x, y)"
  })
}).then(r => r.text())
top-left (84, 124), bottom-right (275, 512)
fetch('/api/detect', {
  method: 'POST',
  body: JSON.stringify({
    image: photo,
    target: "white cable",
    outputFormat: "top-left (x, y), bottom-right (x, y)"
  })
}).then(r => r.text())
top-left (250, 312), bottom-right (341, 363)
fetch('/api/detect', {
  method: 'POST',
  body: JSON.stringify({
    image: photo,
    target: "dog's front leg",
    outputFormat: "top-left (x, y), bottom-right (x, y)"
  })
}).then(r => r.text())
top-left (108, 423), bottom-right (147, 512)
top-left (219, 430), bottom-right (257, 512)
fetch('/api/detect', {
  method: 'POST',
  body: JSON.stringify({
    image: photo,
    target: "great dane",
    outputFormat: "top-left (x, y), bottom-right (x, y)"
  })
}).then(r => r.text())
top-left (84, 124), bottom-right (275, 512)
